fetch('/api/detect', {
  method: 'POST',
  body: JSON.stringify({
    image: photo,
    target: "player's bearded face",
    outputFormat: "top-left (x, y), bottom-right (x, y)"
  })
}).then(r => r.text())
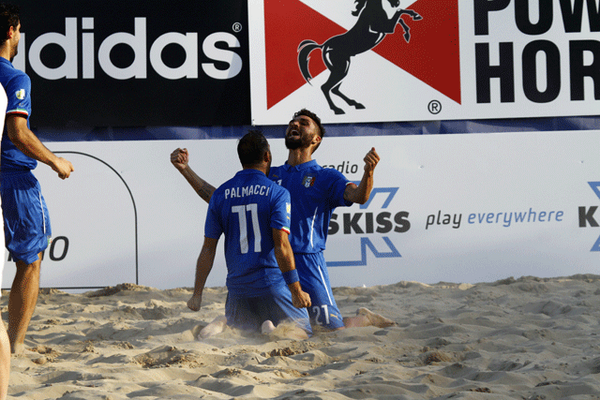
top-left (9, 23), bottom-right (20, 61)
top-left (285, 132), bottom-right (312, 150)
top-left (10, 41), bottom-right (18, 60)
top-left (285, 117), bottom-right (317, 150)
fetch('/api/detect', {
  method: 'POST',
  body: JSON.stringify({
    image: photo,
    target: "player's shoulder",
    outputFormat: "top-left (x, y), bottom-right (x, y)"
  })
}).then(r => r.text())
top-left (316, 163), bottom-right (346, 179)
top-left (0, 63), bottom-right (29, 86)
top-left (213, 175), bottom-right (237, 197)
top-left (263, 176), bottom-right (289, 200)
top-left (269, 164), bottom-right (284, 178)
top-left (0, 67), bottom-right (31, 103)
top-left (269, 179), bottom-right (289, 193)
top-left (262, 173), bottom-right (285, 189)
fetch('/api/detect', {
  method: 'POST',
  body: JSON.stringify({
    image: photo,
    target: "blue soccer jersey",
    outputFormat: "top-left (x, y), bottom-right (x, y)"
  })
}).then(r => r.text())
top-left (205, 169), bottom-right (292, 297)
top-left (0, 83), bottom-right (6, 290)
top-left (269, 160), bottom-right (352, 329)
top-left (0, 57), bottom-right (37, 171)
top-left (269, 160), bottom-right (351, 254)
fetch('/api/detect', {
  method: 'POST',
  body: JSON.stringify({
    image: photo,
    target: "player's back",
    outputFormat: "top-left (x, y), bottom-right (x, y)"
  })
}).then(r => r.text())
top-left (207, 169), bottom-right (291, 297)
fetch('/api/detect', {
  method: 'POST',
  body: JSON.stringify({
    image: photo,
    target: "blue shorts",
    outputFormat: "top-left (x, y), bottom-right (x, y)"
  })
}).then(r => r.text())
top-left (1, 171), bottom-right (51, 265)
top-left (225, 288), bottom-right (311, 334)
top-left (295, 252), bottom-right (344, 329)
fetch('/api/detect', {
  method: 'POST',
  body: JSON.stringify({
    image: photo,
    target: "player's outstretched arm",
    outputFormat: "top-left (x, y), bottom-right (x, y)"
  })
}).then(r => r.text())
top-left (272, 228), bottom-right (311, 308)
top-left (6, 115), bottom-right (74, 179)
top-left (171, 148), bottom-right (216, 203)
top-left (188, 236), bottom-right (218, 311)
top-left (344, 147), bottom-right (379, 204)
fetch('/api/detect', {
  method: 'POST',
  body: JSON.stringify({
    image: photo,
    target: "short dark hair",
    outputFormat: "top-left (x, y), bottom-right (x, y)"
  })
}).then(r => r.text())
top-left (294, 108), bottom-right (325, 138)
top-left (237, 130), bottom-right (269, 167)
top-left (0, 3), bottom-right (19, 41)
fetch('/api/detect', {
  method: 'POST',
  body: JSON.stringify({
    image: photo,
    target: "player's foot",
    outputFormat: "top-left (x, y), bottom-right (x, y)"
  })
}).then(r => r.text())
top-left (199, 316), bottom-right (227, 339)
top-left (11, 341), bottom-right (25, 355)
top-left (356, 307), bottom-right (395, 328)
top-left (261, 320), bottom-right (276, 335)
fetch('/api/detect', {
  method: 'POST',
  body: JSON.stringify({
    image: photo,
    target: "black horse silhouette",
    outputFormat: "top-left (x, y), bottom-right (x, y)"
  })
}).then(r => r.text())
top-left (298, 0), bottom-right (422, 115)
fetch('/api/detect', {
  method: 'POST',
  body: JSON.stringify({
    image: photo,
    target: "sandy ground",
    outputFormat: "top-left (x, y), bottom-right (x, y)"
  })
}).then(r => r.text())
top-left (3, 274), bottom-right (600, 399)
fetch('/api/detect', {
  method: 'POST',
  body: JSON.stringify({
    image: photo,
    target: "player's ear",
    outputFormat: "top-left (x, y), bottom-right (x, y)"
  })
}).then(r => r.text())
top-left (312, 134), bottom-right (322, 146)
top-left (264, 148), bottom-right (272, 164)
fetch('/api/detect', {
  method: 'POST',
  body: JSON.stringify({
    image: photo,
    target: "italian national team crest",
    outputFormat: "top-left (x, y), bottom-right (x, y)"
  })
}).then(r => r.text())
top-left (302, 175), bottom-right (316, 188)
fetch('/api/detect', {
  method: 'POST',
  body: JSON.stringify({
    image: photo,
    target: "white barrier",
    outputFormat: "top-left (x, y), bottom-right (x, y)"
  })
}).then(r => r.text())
top-left (2, 130), bottom-right (599, 290)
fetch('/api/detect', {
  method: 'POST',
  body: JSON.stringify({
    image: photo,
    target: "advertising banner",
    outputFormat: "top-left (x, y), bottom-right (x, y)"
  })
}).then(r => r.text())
top-left (14, 0), bottom-right (250, 127)
top-left (3, 130), bottom-right (599, 290)
top-left (248, 0), bottom-right (600, 125)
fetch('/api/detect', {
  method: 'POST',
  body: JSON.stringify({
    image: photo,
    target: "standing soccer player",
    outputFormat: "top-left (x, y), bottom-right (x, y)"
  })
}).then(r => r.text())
top-left (0, 3), bottom-right (74, 354)
top-left (187, 131), bottom-right (311, 339)
top-left (0, 80), bottom-right (10, 400)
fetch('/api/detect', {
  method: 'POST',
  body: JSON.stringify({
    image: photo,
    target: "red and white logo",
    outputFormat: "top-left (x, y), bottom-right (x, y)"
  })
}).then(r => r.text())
top-left (249, 0), bottom-right (599, 125)
top-left (249, 0), bottom-right (460, 124)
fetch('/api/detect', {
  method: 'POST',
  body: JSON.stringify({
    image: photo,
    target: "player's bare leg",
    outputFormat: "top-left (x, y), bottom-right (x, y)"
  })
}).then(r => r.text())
top-left (343, 307), bottom-right (395, 328)
top-left (0, 314), bottom-right (9, 400)
top-left (8, 254), bottom-right (41, 354)
top-left (198, 316), bottom-right (227, 339)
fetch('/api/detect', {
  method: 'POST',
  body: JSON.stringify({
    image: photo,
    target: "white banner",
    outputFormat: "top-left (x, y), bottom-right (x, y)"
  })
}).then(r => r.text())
top-left (2, 130), bottom-right (600, 290)
top-left (249, 0), bottom-right (600, 124)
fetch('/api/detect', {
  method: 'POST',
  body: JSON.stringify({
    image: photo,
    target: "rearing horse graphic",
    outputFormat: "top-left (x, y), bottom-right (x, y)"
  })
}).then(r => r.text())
top-left (298, 0), bottom-right (422, 115)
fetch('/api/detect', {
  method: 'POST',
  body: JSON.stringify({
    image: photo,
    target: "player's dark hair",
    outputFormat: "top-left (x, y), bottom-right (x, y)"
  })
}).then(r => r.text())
top-left (294, 108), bottom-right (325, 138)
top-left (238, 130), bottom-right (269, 167)
top-left (0, 3), bottom-right (19, 41)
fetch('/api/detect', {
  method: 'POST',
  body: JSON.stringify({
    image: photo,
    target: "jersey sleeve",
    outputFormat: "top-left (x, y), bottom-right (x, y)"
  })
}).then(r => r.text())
top-left (267, 166), bottom-right (282, 183)
top-left (270, 185), bottom-right (291, 234)
top-left (5, 73), bottom-right (31, 118)
top-left (327, 169), bottom-right (353, 208)
top-left (0, 70), bottom-right (37, 171)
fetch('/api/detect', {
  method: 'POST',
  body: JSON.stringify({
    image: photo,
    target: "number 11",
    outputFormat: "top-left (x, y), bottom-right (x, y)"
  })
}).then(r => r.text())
top-left (232, 203), bottom-right (261, 253)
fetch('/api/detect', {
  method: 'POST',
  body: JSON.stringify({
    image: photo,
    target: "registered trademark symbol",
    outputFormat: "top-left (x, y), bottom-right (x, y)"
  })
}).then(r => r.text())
top-left (428, 100), bottom-right (442, 114)
top-left (232, 22), bottom-right (242, 33)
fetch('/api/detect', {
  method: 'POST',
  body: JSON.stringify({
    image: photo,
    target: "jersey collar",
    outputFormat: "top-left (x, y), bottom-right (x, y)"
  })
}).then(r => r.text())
top-left (283, 159), bottom-right (318, 171)
top-left (0, 57), bottom-right (13, 69)
top-left (236, 169), bottom-right (265, 177)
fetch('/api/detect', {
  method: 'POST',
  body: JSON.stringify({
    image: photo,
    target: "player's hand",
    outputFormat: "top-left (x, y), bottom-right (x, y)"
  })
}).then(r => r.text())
top-left (363, 147), bottom-right (379, 174)
top-left (171, 148), bottom-right (189, 172)
top-left (187, 294), bottom-right (202, 311)
top-left (52, 157), bottom-right (74, 179)
top-left (292, 289), bottom-right (311, 308)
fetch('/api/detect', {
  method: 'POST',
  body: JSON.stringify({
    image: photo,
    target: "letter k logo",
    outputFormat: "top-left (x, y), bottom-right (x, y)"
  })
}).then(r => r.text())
top-left (588, 182), bottom-right (600, 251)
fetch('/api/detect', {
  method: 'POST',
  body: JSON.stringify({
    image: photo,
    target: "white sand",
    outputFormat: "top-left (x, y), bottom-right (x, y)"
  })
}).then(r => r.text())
top-left (3, 275), bottom-right (600, 399)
